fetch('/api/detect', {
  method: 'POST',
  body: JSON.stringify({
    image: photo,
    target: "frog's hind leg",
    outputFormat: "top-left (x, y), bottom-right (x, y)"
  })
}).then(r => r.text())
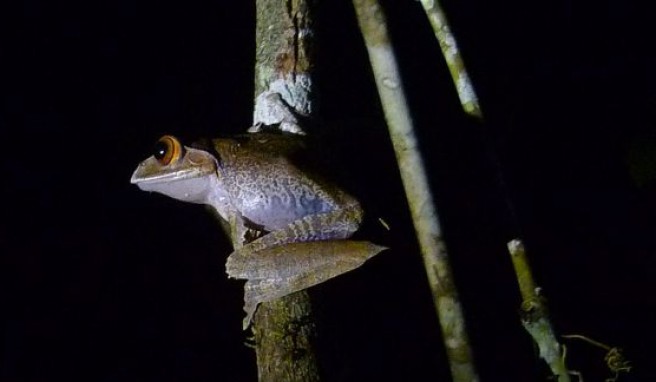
top-left (239, 241), bottom-right (385, 329)
top-left (226, 240), bottom-right (385, 280)
top-left (232, 206), bottom-right (364, 259)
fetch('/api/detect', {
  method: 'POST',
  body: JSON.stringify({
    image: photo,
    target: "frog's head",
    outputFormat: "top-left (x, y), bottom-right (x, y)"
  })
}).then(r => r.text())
top-left (131, 135), bottom-right (219, 204)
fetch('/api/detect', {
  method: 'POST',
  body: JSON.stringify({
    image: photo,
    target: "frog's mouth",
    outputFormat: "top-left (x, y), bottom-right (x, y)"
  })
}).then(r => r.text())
top-left (130, 165), bottom-right (201, 185)
top-left (130, 148), bottom-right (218, 186)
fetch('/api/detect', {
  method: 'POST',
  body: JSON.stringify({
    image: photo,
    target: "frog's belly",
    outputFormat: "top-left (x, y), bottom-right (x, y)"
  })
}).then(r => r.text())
top-left (240, 192), bottom-right (333, 231)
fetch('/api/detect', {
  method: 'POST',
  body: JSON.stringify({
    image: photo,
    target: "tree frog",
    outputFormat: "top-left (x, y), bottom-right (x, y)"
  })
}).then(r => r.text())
top-left (131, 132), bottom-right (385, 328)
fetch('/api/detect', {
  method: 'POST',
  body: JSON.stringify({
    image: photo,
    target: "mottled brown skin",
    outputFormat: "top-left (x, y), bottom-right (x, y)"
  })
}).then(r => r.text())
top-left (210, 134), bottom-right (363, 236)
top-left (131, 132), bottom-right (385, 328)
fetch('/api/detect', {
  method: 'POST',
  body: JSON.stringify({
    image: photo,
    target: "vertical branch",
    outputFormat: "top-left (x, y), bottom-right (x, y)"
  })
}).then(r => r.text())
top-left (418, 0), bottom-right (482, 118)
top-left (508, 239), bottom-right (571, 382)
top-left (352, 1), bottom-right (480, 381)
top-left (249, 1), bottom-right (320, 381)
top-left (420, 4), bottom-right (573, 379)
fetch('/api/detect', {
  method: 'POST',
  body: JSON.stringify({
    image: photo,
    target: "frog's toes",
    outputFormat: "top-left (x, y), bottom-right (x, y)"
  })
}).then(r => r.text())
top-left (225, 251), bottom-right (243, 279)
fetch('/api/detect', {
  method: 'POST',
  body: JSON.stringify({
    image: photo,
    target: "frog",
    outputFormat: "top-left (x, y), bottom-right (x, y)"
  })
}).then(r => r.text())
top-left (130, 132), bottom-right (386, 328)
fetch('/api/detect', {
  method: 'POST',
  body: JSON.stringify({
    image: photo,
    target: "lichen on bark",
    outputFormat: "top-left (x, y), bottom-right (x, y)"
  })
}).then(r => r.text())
top-left (254, 0), bottom-right (315, 120)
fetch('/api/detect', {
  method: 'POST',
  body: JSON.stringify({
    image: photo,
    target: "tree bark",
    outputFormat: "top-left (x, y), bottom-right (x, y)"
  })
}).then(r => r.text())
top-left (250, 1), bottom-right (321, 381)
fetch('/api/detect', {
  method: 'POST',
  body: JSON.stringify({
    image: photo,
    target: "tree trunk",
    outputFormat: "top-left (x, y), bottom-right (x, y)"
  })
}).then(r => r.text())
top-left (250, 1), bottom-right (321, 381)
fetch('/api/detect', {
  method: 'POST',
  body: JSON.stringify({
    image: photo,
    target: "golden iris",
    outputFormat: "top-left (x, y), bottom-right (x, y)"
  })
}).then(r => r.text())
top-left (153, 135), bottom-right (184, 165)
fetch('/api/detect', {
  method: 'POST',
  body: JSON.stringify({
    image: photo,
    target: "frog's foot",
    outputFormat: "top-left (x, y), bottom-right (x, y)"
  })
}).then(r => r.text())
top-left (240, 269), bottom-right (345, 330)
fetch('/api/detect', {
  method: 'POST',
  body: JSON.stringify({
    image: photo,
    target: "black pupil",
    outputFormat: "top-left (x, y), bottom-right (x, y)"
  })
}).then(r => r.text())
top-left (153, 141), bottom-right (169, 160)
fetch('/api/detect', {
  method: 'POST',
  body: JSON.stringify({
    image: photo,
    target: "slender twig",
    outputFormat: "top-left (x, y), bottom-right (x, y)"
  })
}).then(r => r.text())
top-left (419, 0), bottom-right (482, 118)
top-left (352, 1), bottom-right (479, 381)
top-left (508, 239), bottom-right (571, 382)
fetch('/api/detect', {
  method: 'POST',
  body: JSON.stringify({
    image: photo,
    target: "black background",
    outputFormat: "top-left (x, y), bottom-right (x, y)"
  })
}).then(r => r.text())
top-left (2, 0), bottom-right (655, 381)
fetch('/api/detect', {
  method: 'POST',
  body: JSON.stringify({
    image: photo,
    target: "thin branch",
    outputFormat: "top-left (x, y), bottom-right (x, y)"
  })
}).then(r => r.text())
top-left (418, 0), bottom-right (482, 118)
top-left (508, 239), bottom-right (571, 382)
top-left (352, 1), bottom-right (479, 381)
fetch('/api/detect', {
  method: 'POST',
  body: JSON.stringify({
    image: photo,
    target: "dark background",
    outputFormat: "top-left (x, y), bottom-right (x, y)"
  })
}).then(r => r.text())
top-left (2, 0), bottom-right (655, 381)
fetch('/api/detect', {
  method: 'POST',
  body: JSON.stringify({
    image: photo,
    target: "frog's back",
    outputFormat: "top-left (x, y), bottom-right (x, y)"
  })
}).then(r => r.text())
top-left (212, 133), bottom-right (360, 231)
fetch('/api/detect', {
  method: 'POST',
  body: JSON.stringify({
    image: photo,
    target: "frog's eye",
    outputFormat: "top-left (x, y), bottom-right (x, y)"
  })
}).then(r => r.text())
top-left (153, 135), bottom-right (184, 165)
